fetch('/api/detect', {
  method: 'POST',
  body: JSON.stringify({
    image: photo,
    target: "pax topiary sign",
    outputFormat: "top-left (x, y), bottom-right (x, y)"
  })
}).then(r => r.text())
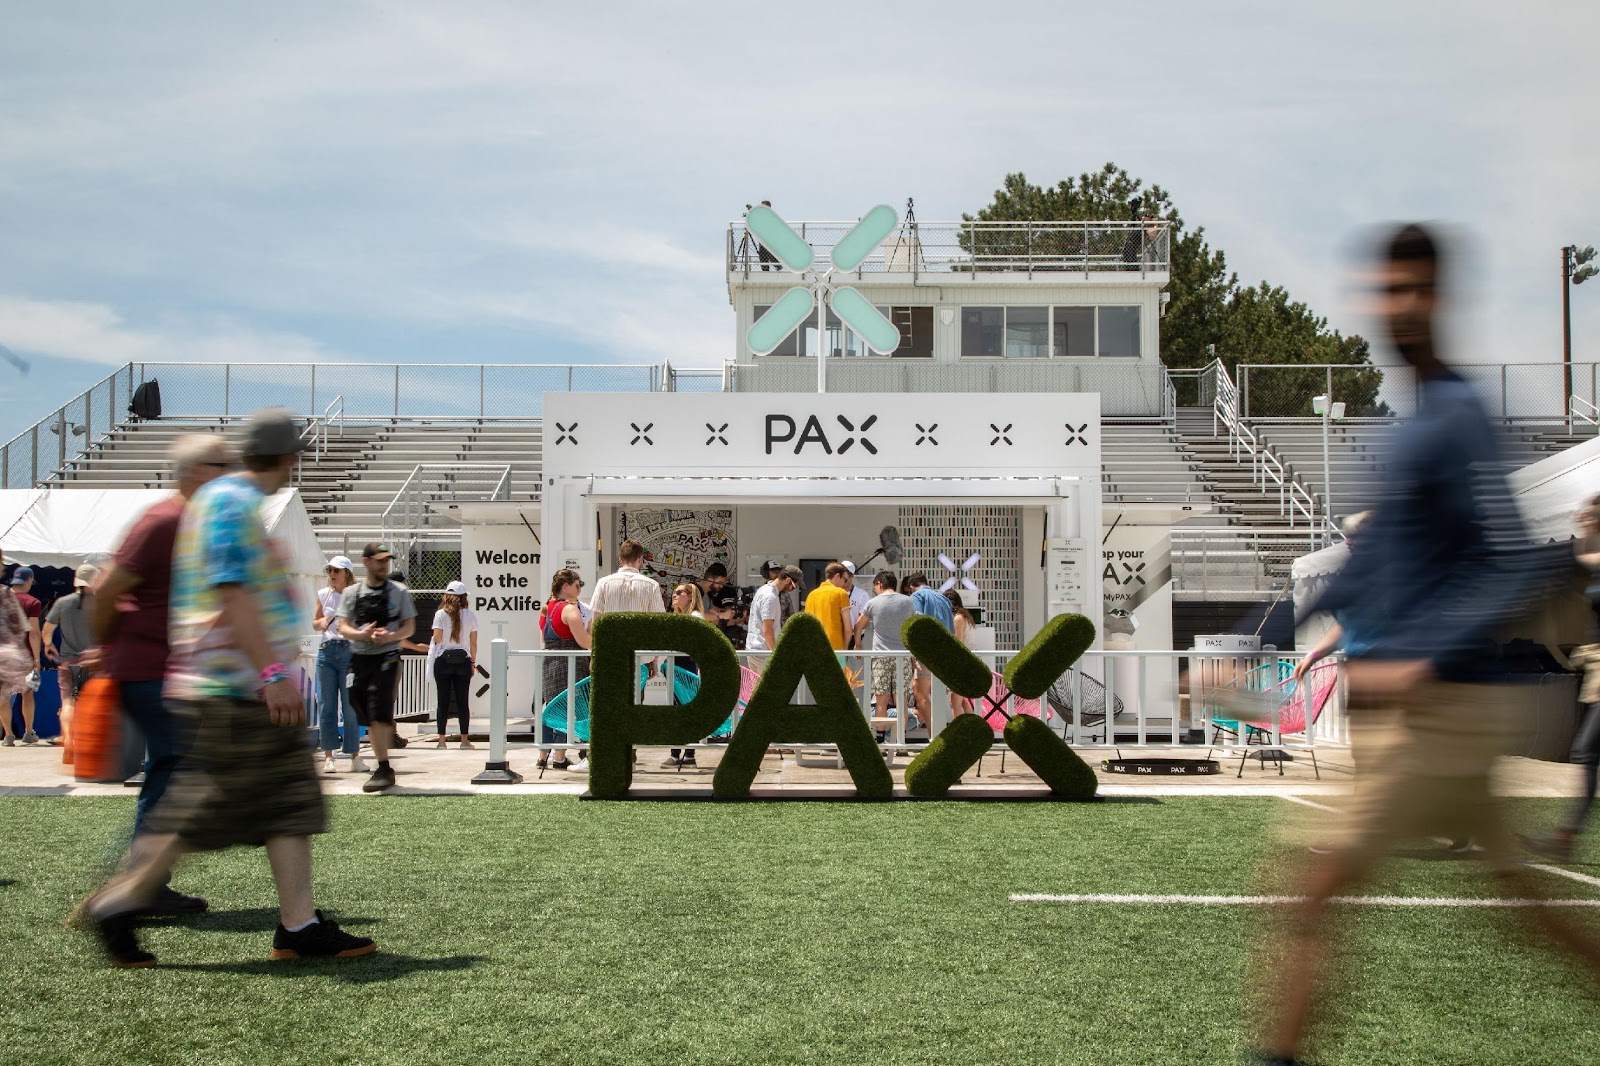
top-left (586, 611), bottom-right (1098, 800)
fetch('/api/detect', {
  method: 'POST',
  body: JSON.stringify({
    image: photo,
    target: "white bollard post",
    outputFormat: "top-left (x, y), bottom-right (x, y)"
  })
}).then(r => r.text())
top-left (472, 637), bottom-right (522, 784)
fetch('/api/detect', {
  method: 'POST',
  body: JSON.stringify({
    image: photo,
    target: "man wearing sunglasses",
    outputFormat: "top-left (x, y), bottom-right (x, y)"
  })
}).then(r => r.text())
top-left (87, 433), bottom-right (237, 918)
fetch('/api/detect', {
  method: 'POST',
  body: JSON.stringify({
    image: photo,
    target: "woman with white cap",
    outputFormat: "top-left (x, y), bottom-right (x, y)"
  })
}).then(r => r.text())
top-left (431, 581), bottom-right (478, 748)
top-left (312, 556), bottom-right (363, 773)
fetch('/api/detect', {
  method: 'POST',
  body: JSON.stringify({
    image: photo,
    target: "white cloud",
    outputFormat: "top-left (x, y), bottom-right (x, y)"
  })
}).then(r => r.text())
top-left (0, 295), bottom-right (343, 369)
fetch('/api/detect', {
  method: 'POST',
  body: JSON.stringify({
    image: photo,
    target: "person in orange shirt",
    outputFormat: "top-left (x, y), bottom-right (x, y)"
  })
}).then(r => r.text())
top-left (803, 562), bottom-right (854, 651)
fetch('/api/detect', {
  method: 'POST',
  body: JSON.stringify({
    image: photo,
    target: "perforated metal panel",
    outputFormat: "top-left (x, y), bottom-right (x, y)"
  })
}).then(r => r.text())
top-left (896, 505), bottom-right (1022, 649)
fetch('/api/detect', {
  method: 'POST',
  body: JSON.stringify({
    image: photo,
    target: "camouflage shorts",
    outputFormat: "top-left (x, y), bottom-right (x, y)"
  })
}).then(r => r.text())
top-left (142, 696), bottom-right (328, 851)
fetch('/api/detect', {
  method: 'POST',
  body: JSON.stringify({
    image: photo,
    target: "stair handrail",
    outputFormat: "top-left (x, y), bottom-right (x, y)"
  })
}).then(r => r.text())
top-left (1207, 359), bottom-right (1319, 529)
top-left (298, 394), bottom-right (345, 462)
top-left (1570, 394), bottom-right (1599, 435)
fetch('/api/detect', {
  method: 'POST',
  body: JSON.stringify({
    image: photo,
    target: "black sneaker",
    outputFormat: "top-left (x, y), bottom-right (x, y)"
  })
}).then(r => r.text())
top-left (390, 733), bottom-right (409, 749)
top-left (137, 885), bottom-right (210, 916)
top-left (362, 765), bottom-right (396, 793)
top-left (269, 910), bottom-right (377, 960)
top-left (93, 909), bottom-right (157, 968)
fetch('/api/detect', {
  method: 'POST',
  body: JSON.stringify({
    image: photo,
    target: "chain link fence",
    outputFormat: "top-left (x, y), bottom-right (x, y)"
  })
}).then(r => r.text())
top-left (1238, 362), bottom-right (1600, 423)
top-left (1, 365), bottom-right (134, 488)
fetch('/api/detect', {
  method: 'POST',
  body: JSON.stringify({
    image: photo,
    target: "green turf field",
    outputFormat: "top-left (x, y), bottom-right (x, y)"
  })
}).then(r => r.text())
top-left (2, 796), bottom-right (1597, 1065)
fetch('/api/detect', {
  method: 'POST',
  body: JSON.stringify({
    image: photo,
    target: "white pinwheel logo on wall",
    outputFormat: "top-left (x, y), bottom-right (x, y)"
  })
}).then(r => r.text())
top-left (938, 552), bottom-right (981, 594)
top-left (744, 205), bottom-right (902, 368)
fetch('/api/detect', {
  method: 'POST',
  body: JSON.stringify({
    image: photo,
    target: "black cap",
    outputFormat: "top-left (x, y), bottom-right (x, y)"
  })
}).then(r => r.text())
top-left (241, 407), bottom-right (308, 457)
top-left (362, 542), bottom-right (393, 561)
top-left (762, 559), bottom-right (781, 574)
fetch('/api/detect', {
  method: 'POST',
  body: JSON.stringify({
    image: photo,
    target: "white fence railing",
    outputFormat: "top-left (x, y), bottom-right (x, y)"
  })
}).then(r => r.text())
top-left (459, 642), bottom-right (1346, 784)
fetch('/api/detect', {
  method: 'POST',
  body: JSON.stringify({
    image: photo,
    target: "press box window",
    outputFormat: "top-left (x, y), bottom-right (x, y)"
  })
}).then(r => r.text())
top-left (753, 305), bottom-right (932, 358)
top-left (1098, 306), bottom-right (1141, 357)
top-left (1051, 307), bottom-right (1095, 357)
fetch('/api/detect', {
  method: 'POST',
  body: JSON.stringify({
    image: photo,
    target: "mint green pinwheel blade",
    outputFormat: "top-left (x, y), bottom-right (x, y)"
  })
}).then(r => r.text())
top-left (830, 204), bottom-right (898, 272)
top-left (747, 287), bottom-right (817, 355)
top-left (745, 206), bottom-right (815, 272)
top-left (829, 287), bottom-right (900, 354)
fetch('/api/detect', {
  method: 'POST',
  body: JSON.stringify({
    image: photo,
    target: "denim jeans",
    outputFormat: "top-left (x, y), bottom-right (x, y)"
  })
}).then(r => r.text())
top-left (119, 679), bottom-right (180, 834)
top-left (315, 640), bottom-right (360, 755)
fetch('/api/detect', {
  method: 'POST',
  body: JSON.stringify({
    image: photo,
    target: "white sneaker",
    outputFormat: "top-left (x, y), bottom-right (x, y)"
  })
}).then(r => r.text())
top-left (569, 758), bottom-right (589, 772)
top-left (322, 753), bottom-right (338, 775)
top-left (349, 755), bottom-right (370, 774)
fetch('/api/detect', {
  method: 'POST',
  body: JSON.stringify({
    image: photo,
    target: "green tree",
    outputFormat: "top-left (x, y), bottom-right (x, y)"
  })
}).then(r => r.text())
top-left (967, 164), bottom-right (1386, 416)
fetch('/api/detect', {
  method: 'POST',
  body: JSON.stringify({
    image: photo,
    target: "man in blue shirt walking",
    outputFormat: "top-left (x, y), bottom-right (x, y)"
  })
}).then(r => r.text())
top-left (1251, 225), bottom-right (1600, 1066)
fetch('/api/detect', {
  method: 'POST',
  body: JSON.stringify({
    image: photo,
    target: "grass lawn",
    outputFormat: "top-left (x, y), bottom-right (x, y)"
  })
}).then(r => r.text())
top-left (2, 795), bottom-right (1598, 1065)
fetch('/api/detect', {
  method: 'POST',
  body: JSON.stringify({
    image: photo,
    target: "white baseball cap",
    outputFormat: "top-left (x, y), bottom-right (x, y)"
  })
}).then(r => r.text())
top-left (326, 555), bottom-right (354, 572)
top-left (841, 560), bottom-right (857, 575)
top-left (444, 580), bottom-right (467, 595)
top-left (74, 563), bottom-right (100, 588)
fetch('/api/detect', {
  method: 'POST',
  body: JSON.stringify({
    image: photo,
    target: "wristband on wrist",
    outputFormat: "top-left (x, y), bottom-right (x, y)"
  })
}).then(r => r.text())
top-left (259, 662), bottom-right (289, 687)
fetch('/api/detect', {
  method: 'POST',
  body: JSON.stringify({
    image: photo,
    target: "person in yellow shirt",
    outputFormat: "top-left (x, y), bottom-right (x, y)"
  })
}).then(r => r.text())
top-left (803, 562), bottom-right (855, 651)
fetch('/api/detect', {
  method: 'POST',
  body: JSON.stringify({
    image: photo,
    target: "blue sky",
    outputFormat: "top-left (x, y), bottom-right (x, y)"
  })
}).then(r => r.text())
top-left (2, 1), bottom-right (1597, 444)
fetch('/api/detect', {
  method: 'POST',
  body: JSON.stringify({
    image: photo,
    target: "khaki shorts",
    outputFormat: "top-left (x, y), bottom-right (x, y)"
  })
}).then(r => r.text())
top-left (143, 696), bottom-right (328, 851)
top-left (1335, 680), bottom-right (1527, 870)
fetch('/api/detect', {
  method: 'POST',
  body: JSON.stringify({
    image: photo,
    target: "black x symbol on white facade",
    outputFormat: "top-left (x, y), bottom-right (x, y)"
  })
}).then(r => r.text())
top-left (630, 422), bottom-right (654, 446)
top-left (555, 422), bottom-right (578, 445)
top-left (915, 422), bottom-right (939, 446)
top-left (836, 414), bottom-right (878, 455)
top-left (989, 423), bottom-right (1014, 446)
top-left (706, 422), bottom-right (729, 446)
top-left (1121, 561), bottom-right (1147, 586)
top-left (1064, 422), bottom-right (1088, 446)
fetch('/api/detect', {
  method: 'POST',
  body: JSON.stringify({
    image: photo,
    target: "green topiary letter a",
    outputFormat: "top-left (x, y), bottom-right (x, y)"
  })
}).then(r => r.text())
top-left (712, 613), bottom-right (893, 800)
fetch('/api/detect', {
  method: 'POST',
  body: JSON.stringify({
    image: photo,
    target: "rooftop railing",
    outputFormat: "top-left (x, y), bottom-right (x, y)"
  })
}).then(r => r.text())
top-left (727, 219), bottom-right (1171, 278)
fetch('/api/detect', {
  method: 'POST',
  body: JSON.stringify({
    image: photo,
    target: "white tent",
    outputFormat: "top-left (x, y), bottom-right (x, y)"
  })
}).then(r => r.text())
top-left (1509, 433), bottom-right (1600, 542)
top-left (0, 488), bottom-right (326, 613)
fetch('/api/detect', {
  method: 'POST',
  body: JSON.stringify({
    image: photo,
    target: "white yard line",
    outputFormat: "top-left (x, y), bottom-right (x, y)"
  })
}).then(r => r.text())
top-left (1525, 862), bottom-right (1600, 889)
top-left (1010, 893), bottom-right (1600, 908)
top-left (1277, 794), bottom-right (1345, 814)
top-left (1272, 794), bottom-right (1600, 893)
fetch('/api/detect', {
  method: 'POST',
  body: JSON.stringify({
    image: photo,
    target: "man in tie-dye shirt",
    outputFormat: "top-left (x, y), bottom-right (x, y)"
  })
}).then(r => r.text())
top-left (80, 409), bottom-right (377, 969)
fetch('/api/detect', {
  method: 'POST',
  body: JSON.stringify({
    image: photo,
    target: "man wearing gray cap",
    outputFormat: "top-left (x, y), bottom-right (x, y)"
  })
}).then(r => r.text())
top-left (43, 563), bottom-right (99, 732)
top-left (88, 432), bottom-right (236, 916)
top-left (81, 408), bottom-right (374, 967)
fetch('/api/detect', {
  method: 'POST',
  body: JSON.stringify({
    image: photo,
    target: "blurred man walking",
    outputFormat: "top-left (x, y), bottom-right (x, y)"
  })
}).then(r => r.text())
top-left (1249, 226), bottom-right (1600, 1065)
top-left (81, 410), bottom-right (374, 967)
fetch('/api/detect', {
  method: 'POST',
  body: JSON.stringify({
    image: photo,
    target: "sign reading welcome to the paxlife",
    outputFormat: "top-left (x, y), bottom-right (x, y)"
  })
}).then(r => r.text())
top-left (462, 523), bottom-right (545, 715)
top-left (541, 392), bottom-right (1101, 480)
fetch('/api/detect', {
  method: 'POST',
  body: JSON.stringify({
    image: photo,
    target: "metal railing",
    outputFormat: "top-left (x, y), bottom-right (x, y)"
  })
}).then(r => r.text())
top-left (381, 463), bottom-right (513, 551)
top-left (300, 394), bottom-right (345, 461)
top-left (728, 219), bottom-right (1171, 278)
top-left (465, 641), bottom-right (1346, 784)
top-left (1238, 361), bottom-right (1600, 424)
top-left (1172, 527), bottom-right (1320, 598)
top-left (1569, 395), bottom-right (1600, 434)
top-left (1208, 361), bottom-right (1319, 528)
top-left (123, 360), bottom-right (714, 421)
top-left (2, 364), bottom-right (134, 489)
top-left (728, 359), bottom-right (1174, 419)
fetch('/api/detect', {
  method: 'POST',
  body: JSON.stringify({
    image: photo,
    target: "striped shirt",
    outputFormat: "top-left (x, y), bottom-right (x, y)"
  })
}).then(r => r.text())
top-left (589, 566), bottom-right (666, 615)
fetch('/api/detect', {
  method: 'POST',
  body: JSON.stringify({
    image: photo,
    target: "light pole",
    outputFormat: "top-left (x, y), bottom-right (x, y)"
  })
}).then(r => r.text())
top-left (1312, 394), bottom-right (1346, 545)
top-left (1563, 244), bottom-right (1597, 420)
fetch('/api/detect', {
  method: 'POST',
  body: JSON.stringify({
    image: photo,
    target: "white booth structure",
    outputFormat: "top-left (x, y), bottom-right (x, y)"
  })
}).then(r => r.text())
top-left (540, 391), bottom-right (1103, 659)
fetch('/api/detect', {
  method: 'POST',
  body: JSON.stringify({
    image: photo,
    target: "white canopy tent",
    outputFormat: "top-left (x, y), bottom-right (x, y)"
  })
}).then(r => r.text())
top-left (0, 488), bottom-right (327, 612)
top-left (1509, 433), bottom-right (1600, 543)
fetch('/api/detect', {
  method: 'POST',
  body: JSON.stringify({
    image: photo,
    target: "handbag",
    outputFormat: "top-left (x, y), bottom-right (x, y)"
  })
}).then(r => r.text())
top-left (439, 648), bottom-right (471, 667)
